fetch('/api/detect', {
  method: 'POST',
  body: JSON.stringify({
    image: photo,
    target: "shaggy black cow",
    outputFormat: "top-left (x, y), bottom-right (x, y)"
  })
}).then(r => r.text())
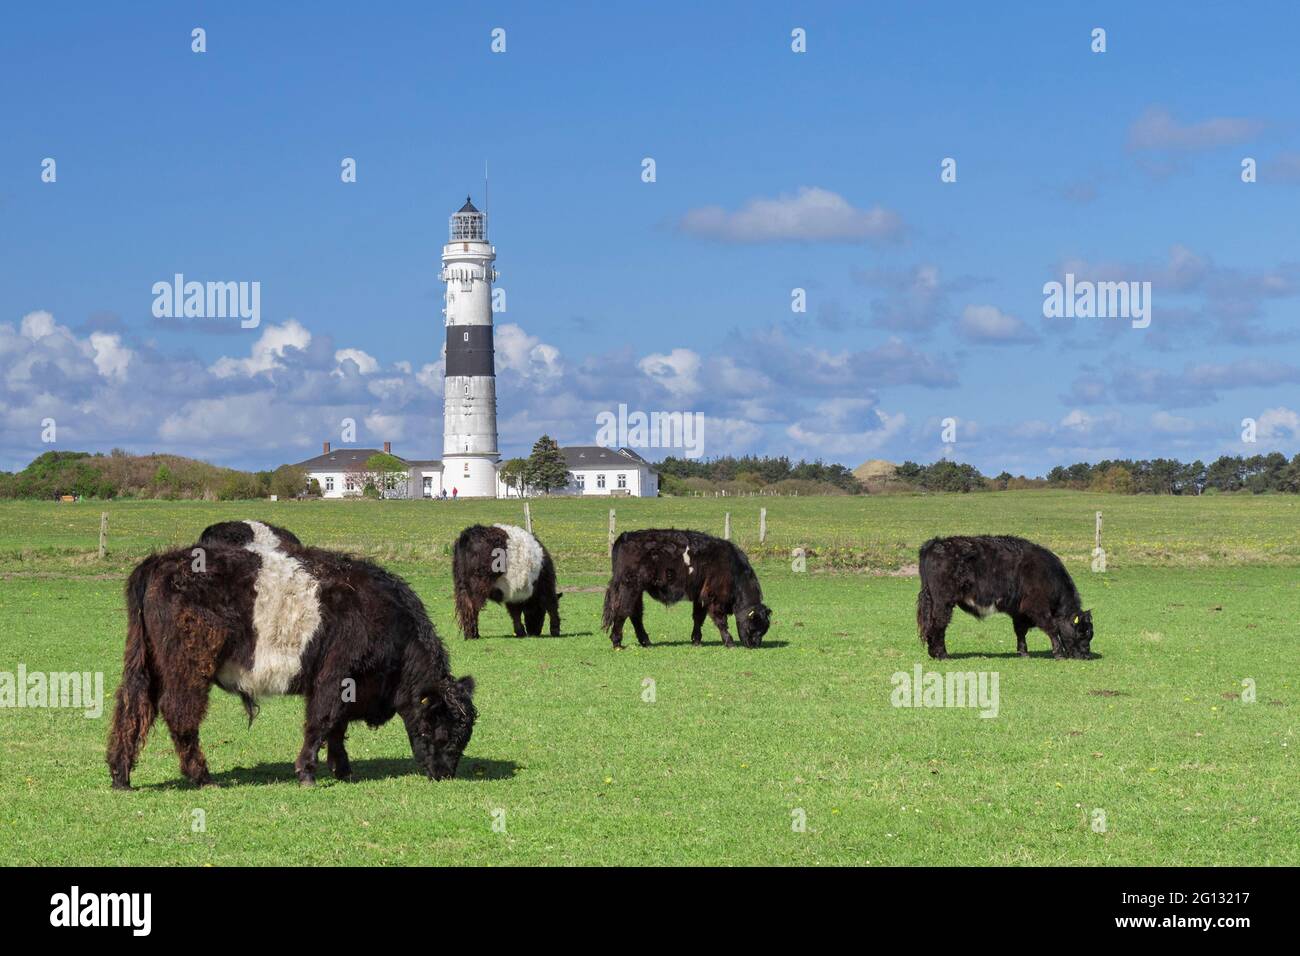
top-left (107, 524), bottom-right (476, 789)
top-left (452, 524), bottom-right (561, 639)
top-left (198, 519), bottom-right (302, 549)
top-left (917, 535), bottom-right (1093, 660)
top-left (602, 529), bottom-right (771, 649)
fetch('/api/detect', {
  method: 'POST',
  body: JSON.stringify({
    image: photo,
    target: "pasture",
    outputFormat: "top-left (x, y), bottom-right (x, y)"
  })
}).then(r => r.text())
top-left (0, 492), bottom-right (1296, 865)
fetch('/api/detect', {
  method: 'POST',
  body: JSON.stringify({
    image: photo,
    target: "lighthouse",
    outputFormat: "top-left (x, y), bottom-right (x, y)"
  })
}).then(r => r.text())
top-left (440, 196), bottom-right (500, 497)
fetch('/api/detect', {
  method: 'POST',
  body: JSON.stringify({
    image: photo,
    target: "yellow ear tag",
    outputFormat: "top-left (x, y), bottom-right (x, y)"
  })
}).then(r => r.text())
top-left (1073, 615), bottom-right (1080, 625)
top-left (420, 697), bottom-right (429, 706)
top-left (748, 609), bottom-right (755, 618)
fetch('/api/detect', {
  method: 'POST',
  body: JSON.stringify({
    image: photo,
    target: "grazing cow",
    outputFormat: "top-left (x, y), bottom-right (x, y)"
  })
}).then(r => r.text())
top-left (916, 535), bottom-right (1093, 660)
top-left (198, 519), bottom-right (302, 549)
top-left (452, 524), bottom-right (561, 639)
top-left (602, 529), bottom-right (772, 649)
top-left (107, 524), bottom-right (476, 789)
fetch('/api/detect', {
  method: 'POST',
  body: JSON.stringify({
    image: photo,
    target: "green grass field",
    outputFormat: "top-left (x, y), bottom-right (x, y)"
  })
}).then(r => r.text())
top-left (0, 493), bottom-right (1296, 865)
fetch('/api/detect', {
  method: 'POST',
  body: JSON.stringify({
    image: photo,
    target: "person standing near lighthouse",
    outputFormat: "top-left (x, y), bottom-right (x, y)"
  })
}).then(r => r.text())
top-left (441, 196), bottom-right (501, 498)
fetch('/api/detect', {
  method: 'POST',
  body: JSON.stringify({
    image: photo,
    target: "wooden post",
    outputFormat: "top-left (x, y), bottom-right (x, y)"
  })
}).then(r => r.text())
top-left (523, 501), bottom-right (532, 534)
top-left (760, 507), bottom-right (767, 543)
top-left (98, 512), bottom-right (108, 560)
top-left (1095, 511), bottom-right (1102, 551)
top-left (724, 512), bottom-right (731, 540)
top-left (608, 509), bottom-right (616, 556)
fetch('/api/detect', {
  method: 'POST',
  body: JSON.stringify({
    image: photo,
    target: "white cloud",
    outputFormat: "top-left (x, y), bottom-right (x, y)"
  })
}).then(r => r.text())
top-left (20, 310), bottom-right (57, 340)
top-left (1128, 107), bottom-right (1264, 151)
top-left (1256, 406), bottom-right (1300, 440)
top-left (89, 332), bottom-right (132, 381)
top-left (211, 320), bottom-right (312, 378)
top-left (334, 348), bottom-right (379, 374)
top-left (679, 187), bottom-right (904, 243)
top-left (958, 304), bottom-right (1037, 344)
top-left (638, 348), bottom-right (701, 399)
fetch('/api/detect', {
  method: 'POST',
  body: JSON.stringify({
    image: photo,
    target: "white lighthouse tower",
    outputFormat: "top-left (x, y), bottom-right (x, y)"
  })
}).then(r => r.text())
top-left (440, 196), bottom-right (500, 497)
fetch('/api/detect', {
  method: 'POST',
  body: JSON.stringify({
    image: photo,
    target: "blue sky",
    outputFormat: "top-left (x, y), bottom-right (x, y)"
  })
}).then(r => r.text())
top-left (2, 1), bottom-right (1298, 474)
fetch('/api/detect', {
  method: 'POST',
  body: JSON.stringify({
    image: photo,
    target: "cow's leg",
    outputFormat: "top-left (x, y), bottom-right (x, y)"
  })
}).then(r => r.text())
top-left (1012, 614), bottom-right (1033, 657)
top-left (922, 597), bottom-right (954, 660)
top-left (159, 682), bottom-right (215, 787)
top-left (546, 594), bottom-right (561, 637)
top-left (326, 722), bottom-right (352, 782)
top-left (690, 601), bottom-right (707, 645)
top-left (295, 685), bottom-right (344, 787)
top-left (507, 603), bottom-right (527, 637)
top-left (630, 594), bottom-right (651, 647)
top-left (523, 600), bottom-right (545, 636)
top-left (710, 606), bottom-right (736, 648)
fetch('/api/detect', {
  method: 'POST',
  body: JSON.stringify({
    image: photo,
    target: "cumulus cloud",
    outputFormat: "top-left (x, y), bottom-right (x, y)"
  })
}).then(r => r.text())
top-left (334, 348), bottom-right (380, 374)
top-left (211, 320), bottom-right (312, 378)
top-left (679, 187), bottom-right (905, 244)
top-left (958, 304), bottom-right (1038, 344)
top-left (1128, 106), bottom-right (1264, 151)
top-left (1256, 406), bottom-right (1300, 440)
top-left (637, 348), bottom-right (701, 398)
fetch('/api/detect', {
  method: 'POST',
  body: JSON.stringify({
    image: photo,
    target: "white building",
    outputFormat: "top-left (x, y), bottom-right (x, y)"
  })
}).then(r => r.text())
top-left (557, 446), bottom-right (659, 497)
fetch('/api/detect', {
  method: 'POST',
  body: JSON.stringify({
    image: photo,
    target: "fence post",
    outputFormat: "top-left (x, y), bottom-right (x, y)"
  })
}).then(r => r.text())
top-left (1095, 511), bottom-right (1102, 551)
top-left (760, 507), bottom-right (767, 544)
top-left (524, 501), bottom-right (532, 534)
top-left (98, 512), bottom-right (108, 560)
top-left (724, 512), bottom-right (731, 540)
top-left (608, 509), bottom-right (616, 556)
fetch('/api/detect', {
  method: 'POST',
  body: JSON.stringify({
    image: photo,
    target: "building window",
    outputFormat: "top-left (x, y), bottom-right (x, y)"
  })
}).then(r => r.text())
top-left (464, 462), bottom-right (471, 475)
top-left (325, 477), bottom-right (334, 492)
top-left (575, 473), bottom-right (585, 489)
top-left (596, 474), bottom-right (606, 489)
top-left (345, 476), bottom-right (356, 492)
top-left (617, 474), bottom-right (627, 489)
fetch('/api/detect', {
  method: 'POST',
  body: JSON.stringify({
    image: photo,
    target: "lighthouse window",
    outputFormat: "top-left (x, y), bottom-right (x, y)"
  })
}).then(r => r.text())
top-left (463, 331), bottom-right (469, 341)
top-left (464, 462), bottom-right (471, 476)
top-left (464, 383), bottom-right (471, 396)
top-left (596, 474), bottom-right (606, 489)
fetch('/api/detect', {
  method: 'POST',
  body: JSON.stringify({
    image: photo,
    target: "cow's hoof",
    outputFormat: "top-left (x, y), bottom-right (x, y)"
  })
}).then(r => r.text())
top-left (298, 775), bottom-right (316, 788)
top-left (111, 781), bottom-right (133, 792)
top-left (1017, 649), bottom-right (1029, 658)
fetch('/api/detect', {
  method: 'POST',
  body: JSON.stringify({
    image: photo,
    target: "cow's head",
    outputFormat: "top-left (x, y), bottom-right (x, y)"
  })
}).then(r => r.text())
top-left (406, 676), bottom-right (477, 780)
top-left (1060, 610), bottom-right (1094, 659)
top-left (737, 603), bottom-right (772, 648)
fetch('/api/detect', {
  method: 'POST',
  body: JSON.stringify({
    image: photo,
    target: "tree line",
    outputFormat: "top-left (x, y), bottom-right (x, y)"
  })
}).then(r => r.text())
top-left (4, 447), bottom-right (1299, 500)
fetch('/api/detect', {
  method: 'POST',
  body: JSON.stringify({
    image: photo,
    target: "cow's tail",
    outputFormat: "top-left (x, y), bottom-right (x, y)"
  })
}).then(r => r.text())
top-left (600, 535), bottom-right (625, 634)
top-left (107, 558), bottom-right (160, 789)
top-left (916, 539), bottom-right (936, 645)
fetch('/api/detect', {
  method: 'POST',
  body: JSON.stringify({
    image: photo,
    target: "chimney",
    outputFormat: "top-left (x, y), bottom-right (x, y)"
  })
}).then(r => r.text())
top-left (323, 441), bottom-right (331, 454)
top-left (383, 441), bottom-right (391, 454)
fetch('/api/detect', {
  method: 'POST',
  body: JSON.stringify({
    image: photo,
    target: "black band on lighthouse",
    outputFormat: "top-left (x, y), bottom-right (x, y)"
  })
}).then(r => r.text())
top-left (445, 325), bottom-right (495, 377)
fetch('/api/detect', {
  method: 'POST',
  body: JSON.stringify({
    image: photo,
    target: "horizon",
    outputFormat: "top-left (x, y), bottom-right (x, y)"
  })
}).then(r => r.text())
top-left (4, 2), bottom-right (1299, 475)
